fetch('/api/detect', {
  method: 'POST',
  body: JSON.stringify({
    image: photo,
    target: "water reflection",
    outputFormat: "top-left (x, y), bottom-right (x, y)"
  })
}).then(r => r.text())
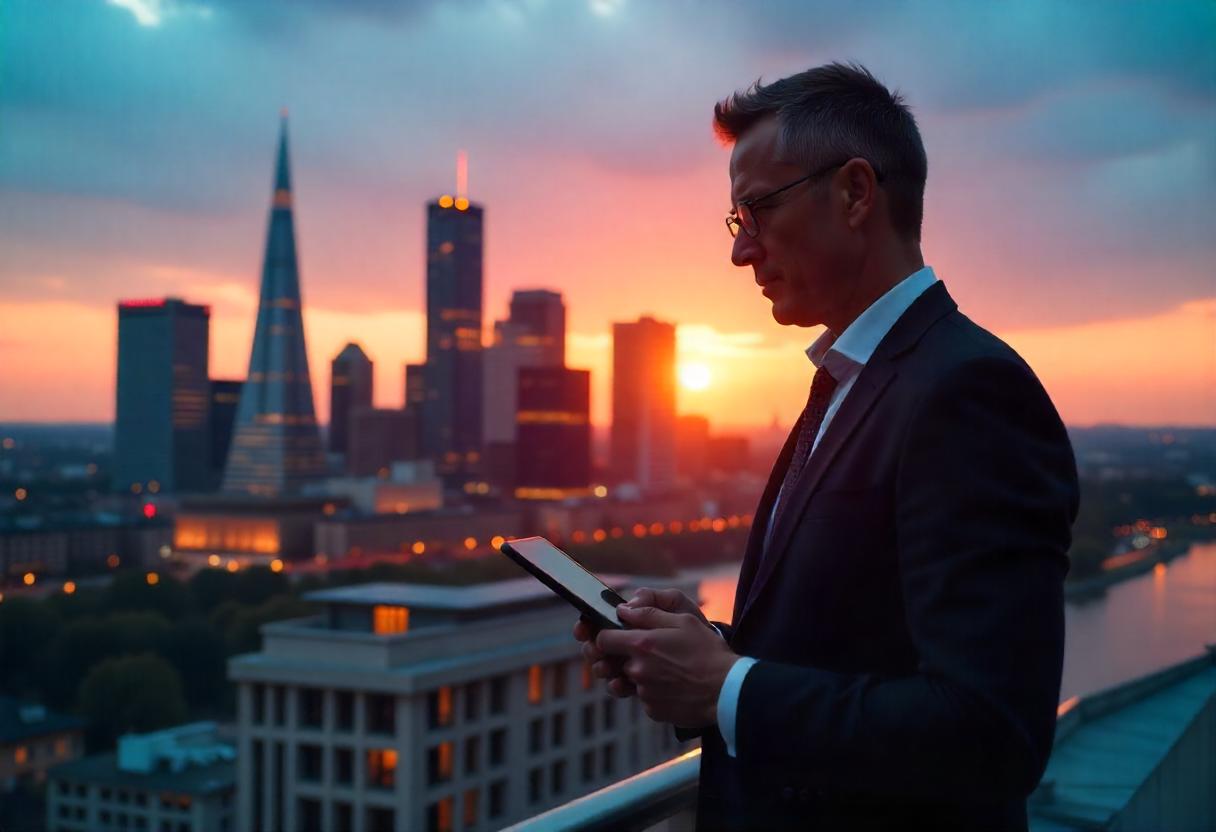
top-left (692, 542), bottom-right (1216, 701)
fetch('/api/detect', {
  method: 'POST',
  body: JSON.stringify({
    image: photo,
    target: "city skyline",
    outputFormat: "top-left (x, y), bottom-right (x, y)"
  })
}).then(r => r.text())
top-left (1, 1), bottom-right (1214, 429)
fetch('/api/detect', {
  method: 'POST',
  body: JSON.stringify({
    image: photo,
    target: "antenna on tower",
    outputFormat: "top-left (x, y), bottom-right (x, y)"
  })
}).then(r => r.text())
top-left (456, 150), bottom-right (468, 201)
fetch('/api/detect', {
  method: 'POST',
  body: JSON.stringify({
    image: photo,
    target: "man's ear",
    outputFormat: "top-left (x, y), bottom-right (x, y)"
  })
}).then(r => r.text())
top-left (840, 158), bottom-right (878, 230)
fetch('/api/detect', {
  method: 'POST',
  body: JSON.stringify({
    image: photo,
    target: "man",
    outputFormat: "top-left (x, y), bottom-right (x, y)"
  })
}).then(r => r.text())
top-left (574, 62), bottom-right (1079, 830)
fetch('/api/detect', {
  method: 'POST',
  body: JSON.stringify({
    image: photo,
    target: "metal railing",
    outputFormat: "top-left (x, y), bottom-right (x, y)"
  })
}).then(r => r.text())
top-left (502, 748), bottom-right (701, 832)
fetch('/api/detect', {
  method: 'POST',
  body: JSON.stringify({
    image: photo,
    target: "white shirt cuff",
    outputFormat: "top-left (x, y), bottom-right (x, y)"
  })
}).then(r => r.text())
top-left (716, 656), bottom-right (758, 758)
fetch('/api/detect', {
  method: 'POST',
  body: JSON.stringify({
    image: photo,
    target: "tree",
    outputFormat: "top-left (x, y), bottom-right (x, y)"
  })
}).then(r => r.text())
top-left (78, 653), bottom-right (188, 749)
top-left (162, 618), bottom-right (228, 712)
top-left (0, 598), bottom-right (61, 697)
top-left (40, 611), bottom-right (170, 709)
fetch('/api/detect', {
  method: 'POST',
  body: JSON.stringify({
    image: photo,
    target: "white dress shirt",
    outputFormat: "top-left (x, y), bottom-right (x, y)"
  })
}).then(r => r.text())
top-left (715, 265), bottom-right (939, 758)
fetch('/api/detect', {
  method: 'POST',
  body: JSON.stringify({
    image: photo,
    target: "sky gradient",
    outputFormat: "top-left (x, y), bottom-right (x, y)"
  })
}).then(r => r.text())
top-left (2, 0), bottom-right (1214, 429)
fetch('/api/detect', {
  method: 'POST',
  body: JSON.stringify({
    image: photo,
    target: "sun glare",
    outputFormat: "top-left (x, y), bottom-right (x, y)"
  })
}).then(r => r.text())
top-left (679, 362), bottom-right (712, 391)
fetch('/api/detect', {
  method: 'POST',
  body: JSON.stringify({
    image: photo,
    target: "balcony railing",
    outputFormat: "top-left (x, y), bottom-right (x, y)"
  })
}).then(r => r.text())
top-left (503, 748), bottom-right (701, 832)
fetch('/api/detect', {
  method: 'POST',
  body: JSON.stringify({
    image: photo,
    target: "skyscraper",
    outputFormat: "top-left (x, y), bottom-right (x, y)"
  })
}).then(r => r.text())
top-left (209, 379), bottom-right (243, 487)
top-left (611, 316), bottom-right (677, 493)
top-left (114, 298), bottom-right (211, 494)
top-left (421, 194), bottom-right (484, 484)
top-left (329, 343), bottom-right (374, 456)
top-left (483, 290), bottom-right (566, 447)
top-left (515, 366), bottom-right (591, 499)
top-left (222, 115), bottom-right (326, 497)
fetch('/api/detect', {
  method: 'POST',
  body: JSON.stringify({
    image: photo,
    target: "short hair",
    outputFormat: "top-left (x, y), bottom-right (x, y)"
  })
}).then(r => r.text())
top-left (714, 62), bottom-right (928, 242)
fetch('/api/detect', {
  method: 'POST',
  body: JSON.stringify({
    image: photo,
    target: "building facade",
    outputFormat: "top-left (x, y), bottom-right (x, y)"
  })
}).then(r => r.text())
top-left (229, 578), bottom-right (695, 832)
top-left (330, 344), bottom-right (375, 457)
top-left (347, 409), bottom-right (419, 478)
top-left (221, 115), bottom-right (327, 497)
top-left (46, 722), bottom-right (234, 832)
top-left (515, 367), bottom-right (591, 500)
top-left (114, 298), bottom-right (211, 495)
top-left (208, 380), bottom-right (243, 489)
top-left (421, 198), bottom-right (485, 485)
top-left (0, 699), bottom-right (83, 793)
top-left (611, 317), bottom-right (677, 493)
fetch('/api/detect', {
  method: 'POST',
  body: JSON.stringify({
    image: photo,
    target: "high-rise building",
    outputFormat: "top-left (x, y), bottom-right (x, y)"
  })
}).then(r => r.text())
top-left (515, 367), bottom-right (591, 500)
top-left (347, 407), bottom-right (420, 477)
top-left (209, 379), bottom-right (243, 487)
top-left (611, 316), bottom-right (677, 493)
top-left (676, 414), bottom-right (711, 481)
top-left (222, 115), bottom-right (326, 497)
top-left (229, 577), bottom-right (696, 832)
top-left (330, 343), bottom-right (374, 456)
top-left (483, 290), bottom-right (566, 492)
top-left (421, 195), bottom-right (484, 484)
top-left (114, 298), bottom-right (211, 494)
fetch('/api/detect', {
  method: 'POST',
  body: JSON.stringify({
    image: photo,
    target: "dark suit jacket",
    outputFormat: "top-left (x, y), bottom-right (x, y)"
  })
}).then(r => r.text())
top-left (681, 281), bottom-right (1079, 831)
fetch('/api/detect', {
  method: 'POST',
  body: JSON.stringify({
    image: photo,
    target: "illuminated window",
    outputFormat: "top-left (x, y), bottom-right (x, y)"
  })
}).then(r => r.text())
top-left (426, 797), bottom-right (453, 832)
top-left (373, 605), bottom-right (409, 635)
top-left (366, 749), bottom-right (397, 789)
top-left (528, 665), bottom-right (543, 705)
top-left (14, 746), bottom-right (28, 765)
top-left (428, 687), bottom-right (453, 729)
top-left (427, 742), bottom-right (454, 785)
top-left (54, 738), bottom-right (68, 758)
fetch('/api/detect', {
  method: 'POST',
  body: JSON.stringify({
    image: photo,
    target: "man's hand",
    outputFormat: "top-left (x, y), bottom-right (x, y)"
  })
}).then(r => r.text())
top-left (573, 587), bottom-right (720, 701)
top-left (594, 595), bottom-right (737, 728)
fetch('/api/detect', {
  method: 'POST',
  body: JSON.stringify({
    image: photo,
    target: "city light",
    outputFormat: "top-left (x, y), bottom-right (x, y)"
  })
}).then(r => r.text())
top-left (23, 572), bottom-right (36, 586)
top-left (464, 537), bottom-right (477, 551)
top-left (63, 581), bottom-right (76, 594)
top-left (226, 560), bottom-right (240, 573)
top-left (1, 437), bottom-right (13, 450)
top-left (146, 572), bottom-right (159, 586)
top-left (593, 529), bottom-right (607, 542)
top-left (490, 535), bottom-right (505, 550)
top-left (14, 487), bottom-right (27, 501)
top-left (412, 541), bottom-right (426, 555)
top-left (438, 194), bottom-right (454, 208)
top-left (142, 503), bottom-right (157, 519)
top-left (208, 554), bottom-right (221, 567)
top-left (593, 485), bottom-right (608, 498)
top-left (106, 554), bottom-right (120, 568)
top-left (270, 559), bottom-right (284, 573)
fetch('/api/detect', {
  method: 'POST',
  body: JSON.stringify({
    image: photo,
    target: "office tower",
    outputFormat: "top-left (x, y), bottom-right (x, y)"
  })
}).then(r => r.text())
top-left (483, 290), bottom-right (566, 492)
top-left (114, 298), bottom-right (211, 494)
top-left (404, 363), bottom-right (427, 412)
top-left (209, 379), bottom-right (243, 487)
top-left (515, 367), bottom-right (591, 500)
top-left (347, 407), bottom-right (420, 477)
top-left (421, 193), bottom-right (484, 484)
top-left (610, 316), bottom-right (677, 493)
top-left (707, 434), bottom-right (750, 474)
top-left (330, 343), bottom-right (374, 455)
top-left (222, 115), bottom-right (326, 497)
top-left (230, 577), bottom-right (696, 832)
top-left (508, 289), bottom-right (565, 366)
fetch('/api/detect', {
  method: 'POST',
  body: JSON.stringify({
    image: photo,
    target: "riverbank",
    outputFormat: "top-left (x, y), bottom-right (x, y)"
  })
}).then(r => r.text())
top-left (1066, 531), bottom-right (1216, 600)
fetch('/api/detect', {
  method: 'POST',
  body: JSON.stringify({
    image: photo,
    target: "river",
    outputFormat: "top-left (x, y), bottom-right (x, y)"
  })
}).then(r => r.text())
top-left (688, 541), bottom-right (1216, 701)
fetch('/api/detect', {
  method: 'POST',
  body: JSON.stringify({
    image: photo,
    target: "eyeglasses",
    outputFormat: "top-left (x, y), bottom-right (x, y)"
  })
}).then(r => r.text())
top-left (726, 160), bottom-right (881, 239)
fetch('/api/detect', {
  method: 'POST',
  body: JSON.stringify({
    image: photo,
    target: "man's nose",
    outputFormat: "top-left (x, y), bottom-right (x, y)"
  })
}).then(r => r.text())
top-left (731, 231), bottom-right (764, 268)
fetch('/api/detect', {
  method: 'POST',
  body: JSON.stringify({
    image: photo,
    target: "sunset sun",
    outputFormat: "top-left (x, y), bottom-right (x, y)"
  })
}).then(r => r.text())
top-left (679, 362), bottom-right (712, 392)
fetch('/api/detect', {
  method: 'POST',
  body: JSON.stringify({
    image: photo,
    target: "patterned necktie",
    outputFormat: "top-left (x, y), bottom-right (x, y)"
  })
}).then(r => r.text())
top-left (770, 365), bottom-right (839, 534)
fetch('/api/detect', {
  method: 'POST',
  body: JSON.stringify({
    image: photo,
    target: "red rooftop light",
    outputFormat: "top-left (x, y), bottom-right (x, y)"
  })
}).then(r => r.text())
top-left (142, 503), bottom-right (157, 519)
top-left (120, 299), bottom-right (166, 308)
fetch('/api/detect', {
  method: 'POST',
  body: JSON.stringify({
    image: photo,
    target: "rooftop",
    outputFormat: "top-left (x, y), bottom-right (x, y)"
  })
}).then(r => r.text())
top-left (304, 574), bottom-right (632, 612)
top-left (0, 697), bottom-right (85, 744)
top-left (1030, 648), bottom-right (1216, 830)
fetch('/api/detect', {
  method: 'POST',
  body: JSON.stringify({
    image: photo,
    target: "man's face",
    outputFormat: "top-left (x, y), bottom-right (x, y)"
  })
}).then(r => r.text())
top-left (729, 118), bottom-right (851, 328)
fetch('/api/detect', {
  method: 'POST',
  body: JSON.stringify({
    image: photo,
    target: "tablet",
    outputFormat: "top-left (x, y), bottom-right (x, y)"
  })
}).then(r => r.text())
top-left (499, 536), bottom-right (628, 630)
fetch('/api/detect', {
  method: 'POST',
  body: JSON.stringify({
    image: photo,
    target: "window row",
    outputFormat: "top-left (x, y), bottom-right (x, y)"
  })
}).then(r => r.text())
top-left (425, 780), bottom-right (507, 832)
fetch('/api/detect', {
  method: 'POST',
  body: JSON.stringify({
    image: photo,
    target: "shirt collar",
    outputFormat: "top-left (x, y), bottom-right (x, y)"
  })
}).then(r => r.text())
top-left (806, 265), bottom-right (938, 376)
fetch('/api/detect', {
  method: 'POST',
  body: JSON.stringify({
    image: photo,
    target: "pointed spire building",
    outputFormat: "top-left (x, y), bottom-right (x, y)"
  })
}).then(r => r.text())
top-left (221, 115), bottom-right (326, 496)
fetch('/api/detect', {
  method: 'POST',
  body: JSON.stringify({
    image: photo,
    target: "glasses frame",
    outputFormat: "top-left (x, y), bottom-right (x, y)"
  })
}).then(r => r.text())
top-left (726, 159), bottom-right (884, 239)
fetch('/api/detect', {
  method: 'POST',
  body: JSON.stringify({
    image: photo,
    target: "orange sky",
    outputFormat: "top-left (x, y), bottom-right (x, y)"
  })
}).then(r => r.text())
top-left (2, 289), bottom-right (1212, 429)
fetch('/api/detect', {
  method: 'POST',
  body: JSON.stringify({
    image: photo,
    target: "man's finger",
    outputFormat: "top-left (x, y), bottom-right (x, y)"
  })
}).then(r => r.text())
top-left (616, 604), bottom-right (684, 630)
top-left (628, 587), bottom-right (656, 607)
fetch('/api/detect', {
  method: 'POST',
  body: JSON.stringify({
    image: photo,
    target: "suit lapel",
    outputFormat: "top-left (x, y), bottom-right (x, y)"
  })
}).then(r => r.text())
top-left (732, 414), bottom-right (803, 626)
top-left (736, 362), bottom-right (898, 627)
top-left (733, 281), bottom-right (959, 632)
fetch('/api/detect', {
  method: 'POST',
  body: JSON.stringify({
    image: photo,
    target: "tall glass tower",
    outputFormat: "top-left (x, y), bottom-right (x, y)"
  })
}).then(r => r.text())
top-left (222, 115), bottom-right (326, 497)
top-left (421, 196), bottom-right (484, 483)
top-left (114, 298), bottom-right (211, 494)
